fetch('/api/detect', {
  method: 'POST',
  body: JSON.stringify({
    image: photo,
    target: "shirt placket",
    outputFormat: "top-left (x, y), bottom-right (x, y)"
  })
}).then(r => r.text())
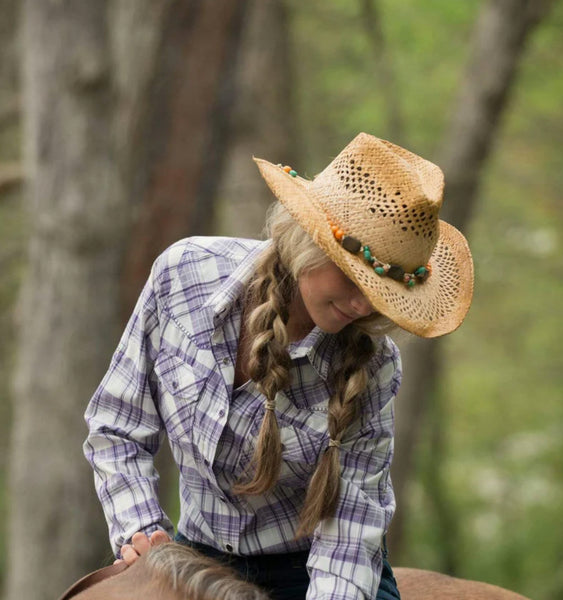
top-left (200, 317), bottom-right (241, 554)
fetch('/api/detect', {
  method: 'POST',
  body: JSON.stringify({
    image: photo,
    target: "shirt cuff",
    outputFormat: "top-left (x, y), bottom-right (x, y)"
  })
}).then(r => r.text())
top-left (306, 569), bottom-right (366, 600)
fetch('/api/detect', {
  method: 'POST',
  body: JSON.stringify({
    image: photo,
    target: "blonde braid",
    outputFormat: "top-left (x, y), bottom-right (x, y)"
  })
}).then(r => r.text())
top-left (232, 245), bottom-right (294, 495)
top-left (296, 326), bottom-right (375, 537)
top-left (233, 203), bottom-right (392, 525)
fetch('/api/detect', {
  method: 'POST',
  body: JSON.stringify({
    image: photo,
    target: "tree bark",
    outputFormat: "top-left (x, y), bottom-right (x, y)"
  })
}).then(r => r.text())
top-left (215, 0), bottom-right (298, 239)
top-left (0, 0), bottom-right (18, 111)
top-left (7, 2), bottom-right (248, 599)
top-left (0, 162), bottom-right (23, 193)
top-left (389, 0), bottom-right (555, 566)
top-left (120, 0), bottom-right (249, 313)
top-left (0, 0), bottom-right (21, 189)
top-left (7, 3), bottom-right (125, 599)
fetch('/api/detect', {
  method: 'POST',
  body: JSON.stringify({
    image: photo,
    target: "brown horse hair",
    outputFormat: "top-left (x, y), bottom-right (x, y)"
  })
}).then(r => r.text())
top-left (64, 548), bottom-right (532, 600)
top-left (233, 203), bottom-right (395, 536)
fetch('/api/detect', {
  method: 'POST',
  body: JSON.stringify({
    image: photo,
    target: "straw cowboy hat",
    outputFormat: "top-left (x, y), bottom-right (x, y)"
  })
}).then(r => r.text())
top-left (254, 132), bottom-right (473, 338)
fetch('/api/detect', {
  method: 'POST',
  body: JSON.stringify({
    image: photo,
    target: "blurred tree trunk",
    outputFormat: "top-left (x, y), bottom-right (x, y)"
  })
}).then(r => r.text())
top-left (121, 0), bottom-right (248, 311)
top-left (0, 0), bottom-right (21, 575)
top-left (389, 0), bottom-right (555, 568)
top-left (0, 0), bottom-right (21, 192)
top-left (7, 4), bottom-right (125, 599)
top-left (358, 0), bottom-right (405, 145)
top-left (0, 0), bottom-right (18, 118)
top-left (215, 0), bottom-right (297, 238)
top-left (7, 2), bottom-right (247, 599)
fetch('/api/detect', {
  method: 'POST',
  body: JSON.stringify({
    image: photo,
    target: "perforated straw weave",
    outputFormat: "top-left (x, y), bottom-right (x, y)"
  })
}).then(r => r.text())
top-left (254, 133), bottom-right (474, 338)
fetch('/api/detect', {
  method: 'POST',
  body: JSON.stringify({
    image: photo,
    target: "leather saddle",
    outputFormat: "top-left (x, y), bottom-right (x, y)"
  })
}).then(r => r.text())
top-left (57, 562), bottom-right (128, 599)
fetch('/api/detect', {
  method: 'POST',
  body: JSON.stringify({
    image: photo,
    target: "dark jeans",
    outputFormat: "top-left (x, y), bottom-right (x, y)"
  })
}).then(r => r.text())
top-left (174, 532), bottom-right (400, 600)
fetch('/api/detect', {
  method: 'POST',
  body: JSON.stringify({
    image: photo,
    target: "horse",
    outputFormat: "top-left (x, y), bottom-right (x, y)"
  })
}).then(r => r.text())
top-left (58, 543), bottom-right (268, 600)
top-left (58, 542), bottom-right (531, 600)
top-left (393, 568), bottom-right (531, 600)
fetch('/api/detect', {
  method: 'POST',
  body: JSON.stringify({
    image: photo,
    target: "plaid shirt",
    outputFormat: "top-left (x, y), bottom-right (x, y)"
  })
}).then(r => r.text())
top-left (84, 236), bottom-right (401, 600)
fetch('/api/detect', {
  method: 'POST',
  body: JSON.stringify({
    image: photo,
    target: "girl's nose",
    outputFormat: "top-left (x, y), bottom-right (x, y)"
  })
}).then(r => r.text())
top-left (350, 291), bottom-right (374, 318)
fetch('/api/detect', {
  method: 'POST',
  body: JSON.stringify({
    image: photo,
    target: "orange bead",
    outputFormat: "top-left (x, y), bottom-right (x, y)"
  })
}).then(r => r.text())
top-left (335, 229), bottom-right (344, 240)
top-left (283, 166), bottom-right (292, 173)
top-left (331, 224), bottom-right (338, 233)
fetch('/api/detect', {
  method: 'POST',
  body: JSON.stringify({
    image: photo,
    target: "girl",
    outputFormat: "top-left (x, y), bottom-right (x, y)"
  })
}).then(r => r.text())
top-left (84, 133), bottom-right (473, 600)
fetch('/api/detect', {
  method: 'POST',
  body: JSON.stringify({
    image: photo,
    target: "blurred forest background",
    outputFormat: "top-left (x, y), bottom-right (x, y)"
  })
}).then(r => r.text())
top-left (0, 1), bottom-right (562, 599)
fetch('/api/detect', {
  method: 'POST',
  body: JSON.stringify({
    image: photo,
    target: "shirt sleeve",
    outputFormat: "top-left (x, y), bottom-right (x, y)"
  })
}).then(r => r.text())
top-left (83, 257), bottom-right (174, 556)
top-left (306, 337), bottom-right (402, 600)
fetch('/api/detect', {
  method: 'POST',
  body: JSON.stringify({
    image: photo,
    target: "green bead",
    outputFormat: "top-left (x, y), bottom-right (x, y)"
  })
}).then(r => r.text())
top-left (408, 279), bottom-right (416, 287)
top-left (415, 266), bottom-right (427, 277)
top-left (375, 266), bottom-right (385, 275)
top-left (289, 170), bottom-right (297, 177)
top-left (363, 248), bottom-right (372, 261)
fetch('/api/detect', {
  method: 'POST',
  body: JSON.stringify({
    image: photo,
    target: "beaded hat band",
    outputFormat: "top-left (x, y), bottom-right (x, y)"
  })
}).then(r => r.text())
top-left (329, 221), bottom-right (432, 288)
top-left (253, 133), bottom-right (474, 338)
top-left (274, 161), bottom-right (434, 289)
top-left (279, 161), bottom-right (433, 288)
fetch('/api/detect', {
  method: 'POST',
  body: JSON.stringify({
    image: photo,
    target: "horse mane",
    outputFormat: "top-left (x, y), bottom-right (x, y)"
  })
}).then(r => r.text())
top-left (143, 543), bottom-right (270, 600)
top-left (63, 543), bottom-right (270, 600)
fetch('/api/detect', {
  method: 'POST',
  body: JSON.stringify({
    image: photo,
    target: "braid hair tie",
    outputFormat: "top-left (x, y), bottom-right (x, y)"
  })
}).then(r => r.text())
top-left (264, 399), bottom-right (276, 412)
top-left (328, 438), bottom-right (341, 449)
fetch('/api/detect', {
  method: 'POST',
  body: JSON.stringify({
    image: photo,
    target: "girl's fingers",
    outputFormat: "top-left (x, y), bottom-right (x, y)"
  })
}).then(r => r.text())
top-left (119, 530), bottom-right (170, 565)
top-left (120, 544), bottom-right (140, 565)
top-left (150, 530), bottom-right (171, 546)
top-left (131, 532), bottom-right (151, 555)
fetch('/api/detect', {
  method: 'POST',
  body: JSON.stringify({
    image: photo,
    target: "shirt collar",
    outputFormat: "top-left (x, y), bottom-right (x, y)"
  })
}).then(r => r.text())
top-left (203, 238), bottom-right (339, 381)
top-left (288, 327), bottom-right (338, 382)
top-left (203, 239), bottom-right (272, 328)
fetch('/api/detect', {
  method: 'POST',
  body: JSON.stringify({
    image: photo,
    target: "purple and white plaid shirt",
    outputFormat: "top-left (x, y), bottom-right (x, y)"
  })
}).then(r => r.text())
top-left (84, 236), bottom-right (401, 600)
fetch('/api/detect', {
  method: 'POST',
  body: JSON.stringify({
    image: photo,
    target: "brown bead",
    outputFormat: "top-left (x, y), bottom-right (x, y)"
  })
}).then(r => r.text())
top-left (388, 265), bottom-right (405, 281)
top-left (341, 235), bottom-right (362, 253)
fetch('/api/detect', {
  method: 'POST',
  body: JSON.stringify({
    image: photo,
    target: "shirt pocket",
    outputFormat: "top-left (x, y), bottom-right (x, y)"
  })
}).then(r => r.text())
top-left (278, 424), bottom-right (324, 488)
top-left (236, 416), bottom-right (324, 490)
top-left (154, 352), bottom-right (206, 443)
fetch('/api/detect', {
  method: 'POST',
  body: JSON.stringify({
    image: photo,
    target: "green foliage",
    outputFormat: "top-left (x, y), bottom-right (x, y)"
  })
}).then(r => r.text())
top-left (290, 0), bottom-right (480, 157)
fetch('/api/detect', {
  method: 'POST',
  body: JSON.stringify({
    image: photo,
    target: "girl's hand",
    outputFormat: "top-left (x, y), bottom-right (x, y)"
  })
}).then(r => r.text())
top-left (115, 530), bottom-right (171, 566)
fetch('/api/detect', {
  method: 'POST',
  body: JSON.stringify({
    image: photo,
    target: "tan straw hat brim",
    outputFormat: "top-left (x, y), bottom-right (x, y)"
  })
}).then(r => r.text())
top-left (254, 157), bottom-right (474, 338)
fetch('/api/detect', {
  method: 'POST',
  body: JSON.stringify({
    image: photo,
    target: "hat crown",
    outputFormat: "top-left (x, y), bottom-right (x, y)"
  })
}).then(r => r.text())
top-left (310, 133), bottom-right (444, 272)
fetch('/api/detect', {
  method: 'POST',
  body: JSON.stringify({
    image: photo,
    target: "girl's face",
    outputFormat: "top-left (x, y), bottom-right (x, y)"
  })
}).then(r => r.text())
top-left (294, 261), bottom-right (374, 335)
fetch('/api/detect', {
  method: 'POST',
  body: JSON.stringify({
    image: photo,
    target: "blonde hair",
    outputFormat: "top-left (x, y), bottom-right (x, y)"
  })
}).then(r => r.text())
top-left (233, 203), bottom-right (394, 536)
